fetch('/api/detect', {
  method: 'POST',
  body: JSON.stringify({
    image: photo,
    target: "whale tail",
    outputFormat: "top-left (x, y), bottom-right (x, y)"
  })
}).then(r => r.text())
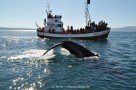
top-left (43, 43), bottom-right (62, 56)
top-left (61, 41), bottom-right (93, 58)
top-left (43, 41), bottom-right (99, 58)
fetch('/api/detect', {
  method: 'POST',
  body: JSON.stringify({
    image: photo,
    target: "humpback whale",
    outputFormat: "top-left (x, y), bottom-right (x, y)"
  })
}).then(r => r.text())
top-left (43, 41), bottom-right (99, 58)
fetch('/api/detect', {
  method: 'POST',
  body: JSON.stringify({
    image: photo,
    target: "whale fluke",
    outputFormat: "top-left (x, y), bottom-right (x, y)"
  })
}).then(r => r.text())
top-left (43, 41), bottom-right (99, 58)
top-left (43, 43), bottom-right (62, 56)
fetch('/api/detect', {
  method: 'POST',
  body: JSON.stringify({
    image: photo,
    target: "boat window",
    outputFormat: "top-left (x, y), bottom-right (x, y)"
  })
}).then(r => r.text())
top-left (58, 24), bottom-right (62, 27)
top-left (55, 20), bottom-right (58, 22)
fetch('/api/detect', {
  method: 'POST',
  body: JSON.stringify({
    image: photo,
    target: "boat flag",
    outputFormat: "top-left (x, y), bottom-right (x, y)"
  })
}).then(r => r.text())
top-left (87, 0), bottom-right (90, 4)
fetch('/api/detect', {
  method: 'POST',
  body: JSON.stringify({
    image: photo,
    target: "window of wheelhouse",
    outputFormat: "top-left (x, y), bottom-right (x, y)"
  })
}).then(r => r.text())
top-left (57, 24), bottom-right (62, 27)
top-left (55, 20), bottom-right (58, 22)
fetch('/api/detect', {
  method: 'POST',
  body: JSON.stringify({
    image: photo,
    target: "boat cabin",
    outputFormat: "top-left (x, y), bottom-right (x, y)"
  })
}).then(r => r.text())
top-left (44, 12), bottom-right (64, 33)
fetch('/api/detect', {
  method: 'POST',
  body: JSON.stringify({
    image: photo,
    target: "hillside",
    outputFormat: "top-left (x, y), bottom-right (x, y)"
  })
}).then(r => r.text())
top-left (112, 26), bottom-right (136, 32)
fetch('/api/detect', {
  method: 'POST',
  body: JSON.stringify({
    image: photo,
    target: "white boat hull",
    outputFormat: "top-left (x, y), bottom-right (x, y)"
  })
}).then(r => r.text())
top-left (37, 29), bottom-right (110, 39)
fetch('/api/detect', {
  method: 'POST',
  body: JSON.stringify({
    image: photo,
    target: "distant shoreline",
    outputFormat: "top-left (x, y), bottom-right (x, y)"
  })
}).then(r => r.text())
top-left (0, 27), bottom-right (36, 30)
top-left (111, 26), bottom-right (136, 32)
top-left (0, 26), bottom-right (136, 32)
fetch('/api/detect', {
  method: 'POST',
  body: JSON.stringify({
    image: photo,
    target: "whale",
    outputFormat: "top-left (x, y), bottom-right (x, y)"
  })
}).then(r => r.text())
top-left (43, 41), bottom-right (99, 58)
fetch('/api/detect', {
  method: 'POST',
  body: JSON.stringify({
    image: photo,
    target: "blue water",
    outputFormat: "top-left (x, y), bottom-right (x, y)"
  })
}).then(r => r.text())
top-left (0, 30), bottom-right (136, 90)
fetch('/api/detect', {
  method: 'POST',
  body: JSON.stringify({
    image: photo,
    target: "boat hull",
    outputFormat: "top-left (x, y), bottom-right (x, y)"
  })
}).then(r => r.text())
top-left (37, 29), bottom-right (110, 40)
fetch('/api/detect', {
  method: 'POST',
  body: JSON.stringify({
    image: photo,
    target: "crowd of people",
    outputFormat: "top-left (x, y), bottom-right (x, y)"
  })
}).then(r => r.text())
top-left (48, 13), bottom-right (62, 19)
top-left (37, 21), bottom-right (109, 34)
top-left (64, 21), bottom-right (109, 34)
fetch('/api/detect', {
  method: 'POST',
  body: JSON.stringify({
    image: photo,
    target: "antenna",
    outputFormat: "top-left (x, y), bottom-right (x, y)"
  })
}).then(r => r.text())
top-left (47, 3), bottom-right (50, 13)
top-left (85, 0), bottom-right (91, 26)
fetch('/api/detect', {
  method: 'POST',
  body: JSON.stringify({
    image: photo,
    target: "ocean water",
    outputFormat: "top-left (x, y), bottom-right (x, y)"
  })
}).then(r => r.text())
top-left (0, 30), bottom-right (136, 90)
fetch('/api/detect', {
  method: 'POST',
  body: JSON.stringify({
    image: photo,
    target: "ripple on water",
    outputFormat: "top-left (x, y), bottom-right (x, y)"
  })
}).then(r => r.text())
top-left (0, 31), bottom-right (136, 90)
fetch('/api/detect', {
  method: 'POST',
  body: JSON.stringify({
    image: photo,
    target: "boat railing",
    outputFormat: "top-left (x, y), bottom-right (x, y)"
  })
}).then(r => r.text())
top-left (37, 21), bottom-right (110, 34)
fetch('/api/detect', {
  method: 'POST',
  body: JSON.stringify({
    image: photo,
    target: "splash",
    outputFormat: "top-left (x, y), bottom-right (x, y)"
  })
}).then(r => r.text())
top-left (84, 52), bottom-right (100, 60)
top-left (61, 48), bottom-right (70, 56)
top-left (8, 49), bottom-right (55, 60)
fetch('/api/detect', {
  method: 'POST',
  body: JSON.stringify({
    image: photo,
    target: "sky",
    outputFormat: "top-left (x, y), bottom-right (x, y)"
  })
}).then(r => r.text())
top-left (0, 0), bottom-right (136, 29)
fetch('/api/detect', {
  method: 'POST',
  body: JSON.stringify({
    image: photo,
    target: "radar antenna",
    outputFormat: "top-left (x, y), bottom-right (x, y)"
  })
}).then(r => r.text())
top-left (85, 0), bottom-right (91, 26)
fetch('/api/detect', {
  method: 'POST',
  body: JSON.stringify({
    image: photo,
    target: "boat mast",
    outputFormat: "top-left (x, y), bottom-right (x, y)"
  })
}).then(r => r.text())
top-left (47, 3), bottom-right (50, 15)
top-left (85, 0), bottom-right (91, 26)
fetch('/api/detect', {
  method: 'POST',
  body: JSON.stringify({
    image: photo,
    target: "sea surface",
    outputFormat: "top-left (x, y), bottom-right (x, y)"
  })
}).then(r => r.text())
top-left (0, 30), bottom-right (136, 90)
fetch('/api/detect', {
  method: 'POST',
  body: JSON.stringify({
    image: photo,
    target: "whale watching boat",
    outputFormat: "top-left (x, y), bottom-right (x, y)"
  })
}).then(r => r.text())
top-left (37, 0), bottom-right (110, 39)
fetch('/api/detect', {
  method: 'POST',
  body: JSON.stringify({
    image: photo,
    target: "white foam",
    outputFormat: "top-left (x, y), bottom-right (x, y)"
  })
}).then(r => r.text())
top-left (8, 49), bottom-right (55, 60)
top-left (84, 52), bottom-right (100, 60)
top-left (61, 48), bottom-right (70, 56)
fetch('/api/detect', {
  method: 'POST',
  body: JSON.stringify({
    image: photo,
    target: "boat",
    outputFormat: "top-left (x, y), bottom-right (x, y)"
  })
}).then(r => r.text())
top-left (37, 0), bottom-right (110, 40)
